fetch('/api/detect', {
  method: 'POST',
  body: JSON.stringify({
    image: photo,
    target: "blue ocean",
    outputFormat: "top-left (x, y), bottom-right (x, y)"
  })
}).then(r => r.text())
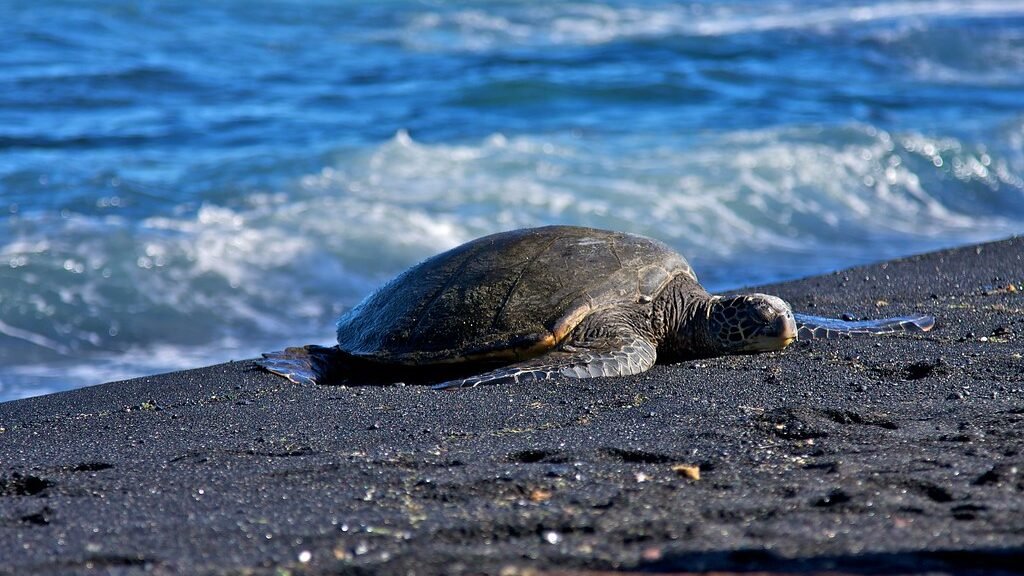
top-left (2, 1), bottom-right (1023, 400)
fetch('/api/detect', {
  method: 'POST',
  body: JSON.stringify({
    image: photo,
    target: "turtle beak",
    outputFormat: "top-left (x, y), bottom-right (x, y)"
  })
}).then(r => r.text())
top-left (777, 311), bottom-right (797, 349)
top-left (738, 312), bottom-right (798, 353)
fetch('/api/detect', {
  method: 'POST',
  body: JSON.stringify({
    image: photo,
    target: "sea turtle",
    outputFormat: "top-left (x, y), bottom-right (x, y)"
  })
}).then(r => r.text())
top-left (259, 226), bottom-right (934, 389)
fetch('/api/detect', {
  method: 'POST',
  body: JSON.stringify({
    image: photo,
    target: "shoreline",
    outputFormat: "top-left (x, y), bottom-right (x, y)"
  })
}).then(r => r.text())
top-left (1, 236), bottom-right (1022, 575)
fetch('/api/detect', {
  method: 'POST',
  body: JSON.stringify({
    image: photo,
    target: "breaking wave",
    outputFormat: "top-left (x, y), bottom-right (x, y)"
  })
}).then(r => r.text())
top-left (3, 123), bottom-right (1022, 399)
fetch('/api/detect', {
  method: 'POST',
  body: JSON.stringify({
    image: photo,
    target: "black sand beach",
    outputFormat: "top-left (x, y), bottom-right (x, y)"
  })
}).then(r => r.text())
top-left (1, 237), bottom-right (1022, 575)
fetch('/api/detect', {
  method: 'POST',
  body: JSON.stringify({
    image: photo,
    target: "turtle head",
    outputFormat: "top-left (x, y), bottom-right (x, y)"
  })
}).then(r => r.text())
top-left (706, 293), bottom-right (796, 354)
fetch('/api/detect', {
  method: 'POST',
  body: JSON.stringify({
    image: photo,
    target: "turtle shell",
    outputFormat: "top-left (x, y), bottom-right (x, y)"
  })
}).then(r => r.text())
top-left (335, 226), bottom-right (698, 365)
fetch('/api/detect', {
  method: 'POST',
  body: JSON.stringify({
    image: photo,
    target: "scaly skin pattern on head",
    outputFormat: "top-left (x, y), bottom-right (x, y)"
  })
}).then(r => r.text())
top-left (707, 293), bottom-right (797, 352)
top-left (651, 276), bottom-right (797, 361)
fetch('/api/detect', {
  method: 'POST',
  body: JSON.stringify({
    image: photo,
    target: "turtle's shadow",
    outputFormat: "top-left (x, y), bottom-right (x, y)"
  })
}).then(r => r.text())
top-left (318, 356), bottom-right (491, 388)
top-left (251, 345), bottom-right (505, 388)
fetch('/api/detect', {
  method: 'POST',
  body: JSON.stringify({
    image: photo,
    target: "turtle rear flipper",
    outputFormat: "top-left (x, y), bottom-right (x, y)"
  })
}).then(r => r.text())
top-left (794, 313), bottom-right (935, 340)
top-left (258, 345), bottom-right (342, 385)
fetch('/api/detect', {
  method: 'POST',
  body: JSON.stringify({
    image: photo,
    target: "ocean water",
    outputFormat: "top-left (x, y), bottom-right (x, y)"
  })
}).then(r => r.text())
top-left (2, 1), bottom-right (1024, 400)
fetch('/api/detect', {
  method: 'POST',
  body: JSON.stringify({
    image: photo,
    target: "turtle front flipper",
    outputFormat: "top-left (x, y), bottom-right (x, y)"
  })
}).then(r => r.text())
top-left (257, 345), bottom-right (342, 385)
top-left (794, 313), bottom-right (935, 340)
top-left (433, 335), bottom-right (658, 389)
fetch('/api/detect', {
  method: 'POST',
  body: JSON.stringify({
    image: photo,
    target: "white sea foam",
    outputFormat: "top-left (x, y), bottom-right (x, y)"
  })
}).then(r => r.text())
top-left (398, 1), bottom-right (1024, 51)
top-left (316, 126), bottom-right (1021, 261)
top-left (0, 336), bottom-right (310, 401)
top-left (689, 1), bottom-right (1024, 37)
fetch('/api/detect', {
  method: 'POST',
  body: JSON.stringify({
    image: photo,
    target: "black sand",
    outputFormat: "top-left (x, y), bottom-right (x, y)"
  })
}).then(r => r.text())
top-left (1, 237), bottom-right (1022, 575)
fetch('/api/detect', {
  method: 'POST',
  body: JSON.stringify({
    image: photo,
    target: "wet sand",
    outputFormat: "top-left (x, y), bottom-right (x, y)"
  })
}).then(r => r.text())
top-left (1, 236), bottom-right (1022, 575)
